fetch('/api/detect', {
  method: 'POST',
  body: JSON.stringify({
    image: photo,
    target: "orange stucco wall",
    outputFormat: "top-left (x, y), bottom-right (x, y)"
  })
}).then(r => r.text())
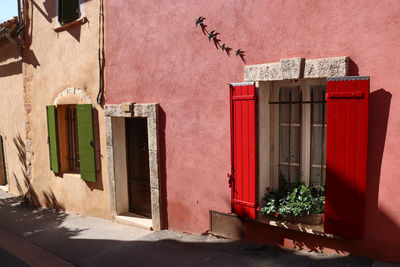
top-left (0, 41), bottom-right (25, 194)
top-left (105, 0), bottom-right (400, 262)
top-left (21, 0), bottom-right (110, 218)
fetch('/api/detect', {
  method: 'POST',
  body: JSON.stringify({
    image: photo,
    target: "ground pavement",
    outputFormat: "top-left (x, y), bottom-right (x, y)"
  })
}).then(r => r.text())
top-left (0, 190), bottom-right (397, 267)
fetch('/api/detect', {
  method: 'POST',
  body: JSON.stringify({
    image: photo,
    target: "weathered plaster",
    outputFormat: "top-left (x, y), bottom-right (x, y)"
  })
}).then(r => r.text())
top-left (0, 42), bottom-right (25, 193)
top-left (104, 103), bottom-right (162, 230)
top-left (22, 0), bottom-right (110, 219)
top-left (244, 57), bottom-right (348, 82)
top-left (106, 0), bottom-right (400, 261)
top-left (53, 87), bottom-right (92, 105)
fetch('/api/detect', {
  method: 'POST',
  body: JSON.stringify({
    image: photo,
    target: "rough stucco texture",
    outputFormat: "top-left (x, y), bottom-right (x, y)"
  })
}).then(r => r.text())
top-left (22, 0), bottom-right (110, 219)
top-left (106, 0), bottom-right (400, 262)
top-left (0, 42), bottom-right (25, 195)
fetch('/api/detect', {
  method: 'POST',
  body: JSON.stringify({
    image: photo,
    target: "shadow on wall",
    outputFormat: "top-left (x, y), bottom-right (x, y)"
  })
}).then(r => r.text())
top-left (244, 87), bottom-right (399, 262)
top-left (0, 42), bottom-right (21, 63)
top-left (158, 106), bottom-right (168, 229)
top-left (30, 0), bottom-right (94, 43)
top-left (13, 133), bottom-right (65, 211)
top-left (0, 42), bottom-right (22, 78)
top-left (0, 60), bottom-right (22, 78)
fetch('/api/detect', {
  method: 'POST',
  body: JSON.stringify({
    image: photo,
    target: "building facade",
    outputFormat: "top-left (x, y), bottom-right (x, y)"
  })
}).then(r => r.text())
top-left (0, 17), bottom-right (25, 196)
top-left (1, 0), bottom-right (399, 263)
top-left (105, 0), bottom-right (400, 262)
top-left (14, 0), bottom-right (110, 218)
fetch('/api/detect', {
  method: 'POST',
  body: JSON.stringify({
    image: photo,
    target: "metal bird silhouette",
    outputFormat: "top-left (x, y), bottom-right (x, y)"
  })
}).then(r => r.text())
top-left (236, 49), bottom-right (244, 57)
top-left (195, 16), bottom-right (205, 27)
top-left (208, 30), bottom-right (217, 42)
top-left (221, 43), bottom-right (226, 51)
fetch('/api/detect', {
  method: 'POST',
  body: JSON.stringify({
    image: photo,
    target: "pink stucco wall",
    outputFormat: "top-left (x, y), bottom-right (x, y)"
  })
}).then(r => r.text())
top-left (106, 0), bottom-right (400, 261)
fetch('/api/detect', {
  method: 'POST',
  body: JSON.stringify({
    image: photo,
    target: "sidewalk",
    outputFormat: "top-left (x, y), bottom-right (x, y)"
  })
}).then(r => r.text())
top-left (0, 190), bottom-right (397, 266)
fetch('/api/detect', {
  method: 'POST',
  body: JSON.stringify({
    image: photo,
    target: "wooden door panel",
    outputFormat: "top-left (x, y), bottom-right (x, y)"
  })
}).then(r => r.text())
top-left (126, 118), bottom-right (152, 217)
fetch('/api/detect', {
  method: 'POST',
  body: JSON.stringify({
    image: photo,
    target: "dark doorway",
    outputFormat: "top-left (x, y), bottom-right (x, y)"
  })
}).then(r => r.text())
top-left (125, 118), bottom-right (151, 218)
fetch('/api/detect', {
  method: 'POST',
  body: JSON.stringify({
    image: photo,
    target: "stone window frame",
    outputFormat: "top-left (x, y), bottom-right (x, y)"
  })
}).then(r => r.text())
top-left (104, 103), bottom-right (162, 231)
top-left (247, 56), bottom-right (349, 202)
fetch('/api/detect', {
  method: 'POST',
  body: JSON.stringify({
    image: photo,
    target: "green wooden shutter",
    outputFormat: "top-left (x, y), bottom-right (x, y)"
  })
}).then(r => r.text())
top-left (46, 105), bottom-right (60, 173)
top-left (77, 104), bottom-right (96, 182)
top-left (58, 0), bottom-right (80, 25)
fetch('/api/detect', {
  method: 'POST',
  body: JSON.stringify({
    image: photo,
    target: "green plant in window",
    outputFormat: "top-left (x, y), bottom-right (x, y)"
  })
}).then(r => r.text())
top-left (261, 178), bottom-right (325, 218)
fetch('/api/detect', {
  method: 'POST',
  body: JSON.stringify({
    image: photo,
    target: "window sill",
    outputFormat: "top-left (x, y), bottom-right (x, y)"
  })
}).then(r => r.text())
top-left (53, 17), bottom-right (87, 33)
top-left (250, 213), bottom-right (342, 240)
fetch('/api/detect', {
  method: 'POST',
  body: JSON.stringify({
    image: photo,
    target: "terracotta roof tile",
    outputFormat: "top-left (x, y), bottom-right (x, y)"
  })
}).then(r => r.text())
top-left (0, 17), bottom-right (18, 29)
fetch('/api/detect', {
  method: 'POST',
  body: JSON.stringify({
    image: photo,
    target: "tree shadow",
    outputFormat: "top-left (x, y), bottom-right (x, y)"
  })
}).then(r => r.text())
top-left (12, 133), bottom-right (65, 211)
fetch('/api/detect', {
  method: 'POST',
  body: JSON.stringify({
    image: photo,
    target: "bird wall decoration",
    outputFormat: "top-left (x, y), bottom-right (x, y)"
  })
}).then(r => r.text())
top-left (208, 30), bottom-right (217, 42)
top-left (195, 16), bottom-right (205, 27)
top-left (195, 16), bottom-right (246, 62)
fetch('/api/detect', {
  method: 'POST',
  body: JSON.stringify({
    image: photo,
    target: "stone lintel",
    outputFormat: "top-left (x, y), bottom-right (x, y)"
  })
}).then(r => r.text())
top-left (304, 57), bottom-right (348, 79)
top-left (244, 56), bottom-right (348, 82)
top-left (280, 58), bottom-right (304, 80)
top-left (104, 104), bottom-right (133, 117)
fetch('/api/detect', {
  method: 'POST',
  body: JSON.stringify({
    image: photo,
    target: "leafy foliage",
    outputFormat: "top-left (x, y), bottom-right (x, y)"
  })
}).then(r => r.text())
top-left (261, 179), bottom-right (325, 218)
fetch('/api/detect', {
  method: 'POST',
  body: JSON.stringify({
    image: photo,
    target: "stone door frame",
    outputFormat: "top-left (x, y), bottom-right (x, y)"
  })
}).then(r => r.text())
top-left (104, 103), bottom-right (162, 230)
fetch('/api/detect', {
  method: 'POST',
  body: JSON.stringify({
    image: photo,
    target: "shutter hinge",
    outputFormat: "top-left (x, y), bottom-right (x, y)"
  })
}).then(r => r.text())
top-left (90, 140), bottom-right (94, 147)
top-left (227, 173), bottom-right (234, 187)
top-left (47, 136), bottom-right (50, 144)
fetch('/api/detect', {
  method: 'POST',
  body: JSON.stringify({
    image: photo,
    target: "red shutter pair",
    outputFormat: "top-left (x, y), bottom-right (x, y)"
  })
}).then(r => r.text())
top-left (229, 77), bottom-right (369, 238)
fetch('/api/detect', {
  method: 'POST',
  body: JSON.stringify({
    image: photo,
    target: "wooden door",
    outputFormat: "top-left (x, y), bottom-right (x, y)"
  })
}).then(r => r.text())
top-left (126, 118), bottom-right (151, 218)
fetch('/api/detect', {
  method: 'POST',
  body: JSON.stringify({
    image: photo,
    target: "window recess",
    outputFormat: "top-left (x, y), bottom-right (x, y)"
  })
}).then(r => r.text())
top-left (269, 80), bottom-right (327, 187)
top-left (58, 0), bottom-right (80, 25)
top-left (65, 105), bottom-right (80, 172)
top-left (46, 104), bottom-right (96, 182)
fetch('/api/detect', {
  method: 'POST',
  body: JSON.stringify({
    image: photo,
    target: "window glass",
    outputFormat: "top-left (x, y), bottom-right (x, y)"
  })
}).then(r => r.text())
top-left (272, 81), bottom-right (326, 188)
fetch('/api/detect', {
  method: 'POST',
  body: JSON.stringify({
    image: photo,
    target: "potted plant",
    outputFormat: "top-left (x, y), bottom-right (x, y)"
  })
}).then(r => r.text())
top-left (260, 178), bottom-right (325, 225)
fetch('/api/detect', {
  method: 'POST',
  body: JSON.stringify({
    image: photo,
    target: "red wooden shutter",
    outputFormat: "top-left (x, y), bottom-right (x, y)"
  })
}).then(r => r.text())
top-left (230, 82), bottom-right (257, 219)
top-left (324, 76), bottom-right (369, 238)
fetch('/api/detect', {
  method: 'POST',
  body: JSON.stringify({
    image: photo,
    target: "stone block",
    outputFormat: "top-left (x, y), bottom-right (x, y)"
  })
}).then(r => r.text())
top-left (304, 56), bottom-right (348, 78)
top-left (148, 150), bottom-right (160, 190)
top-left (104, 117), bottom-right (113, 146)
top-left (280, 58), bottom-right (304, 80)
top-left (244, 62), bottom-right (283, 82)
top-left (133, 103), bottom-right (157, 118)
top-left (106, 146), bottom-right (115, 179)
top-left (151, 188), bottom-right (161, 231)
top-left (147, 118), bottom-right (158, 151)
top-left (104, 104), bottom-right (132, 117)
top-left (122, 102), bottom-right (132, 113)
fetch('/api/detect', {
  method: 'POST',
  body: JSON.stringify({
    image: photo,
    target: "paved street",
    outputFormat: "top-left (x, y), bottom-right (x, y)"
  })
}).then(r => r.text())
top-left (0, 190), bottom-right (397, 267)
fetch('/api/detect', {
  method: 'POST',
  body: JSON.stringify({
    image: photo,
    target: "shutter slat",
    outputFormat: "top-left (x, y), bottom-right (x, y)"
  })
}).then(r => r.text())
top-left (230, 83), bottom-right (257, 219)
top-left (324, 76), bottom-right (369, 238)
top-left (77, 104), bottom-right (96, 182)
top-left (46, 105), bottom-right (60, 173)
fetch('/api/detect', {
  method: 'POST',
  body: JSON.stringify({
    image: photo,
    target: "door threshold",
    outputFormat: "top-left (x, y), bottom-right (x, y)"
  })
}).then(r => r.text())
top-left (115, 213), bottom-right (153, 230)
top-left (0, 185), bottom-right (9, 192)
